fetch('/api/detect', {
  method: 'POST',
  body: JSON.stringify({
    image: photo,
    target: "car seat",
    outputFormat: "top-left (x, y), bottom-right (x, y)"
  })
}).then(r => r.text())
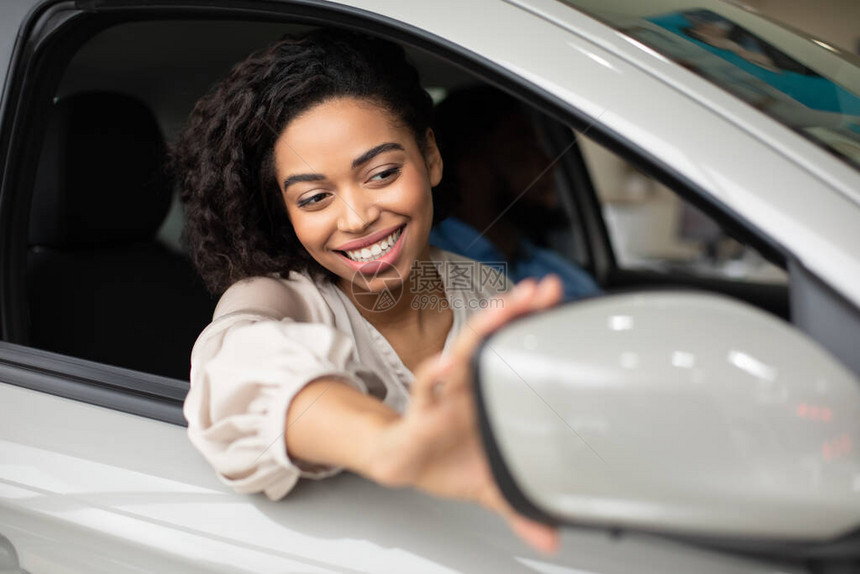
top-left (27, 91), bottom-right (215, 380)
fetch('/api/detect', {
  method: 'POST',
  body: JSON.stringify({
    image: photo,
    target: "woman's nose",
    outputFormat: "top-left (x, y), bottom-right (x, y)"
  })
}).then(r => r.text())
top-left (336, 188), bottom-right (380, 233)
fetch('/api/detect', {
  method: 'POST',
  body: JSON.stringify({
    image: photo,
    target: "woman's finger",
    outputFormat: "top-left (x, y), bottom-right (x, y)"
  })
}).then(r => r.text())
top-left (533, 273), bottom-right (564, 308)
top-left (479, 478), bottom-right (559, 554)
top-left (447, 280), bottom-right (536, 363)
top-left (449, 275), bottom-right (563, 366)
top-left (439, 275), bottom-right (563, 404)
top-left (507, 513), bottom-right (559, 555)
top-left (409, 352), bottom-right (450, 409)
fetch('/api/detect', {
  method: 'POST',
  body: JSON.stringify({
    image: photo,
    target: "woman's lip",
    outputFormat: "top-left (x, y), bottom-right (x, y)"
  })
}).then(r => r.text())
top-left (336, 224), bottom-right (406, 275)
top-left (333, 224), bottom-right (404, 252)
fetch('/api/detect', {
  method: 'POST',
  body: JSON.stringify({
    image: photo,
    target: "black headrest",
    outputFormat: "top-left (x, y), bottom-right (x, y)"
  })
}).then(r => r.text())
top-left (29, 92), bottom-right (172, 247)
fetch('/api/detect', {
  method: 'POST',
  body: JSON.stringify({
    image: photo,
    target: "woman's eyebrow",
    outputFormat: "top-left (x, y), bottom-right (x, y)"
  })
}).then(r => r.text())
top-left (352, 142), bottom-right (405, 169)
top-left (283, 142), bottom-right (405, 192)
top-left (283, 172), bottom-right (325, 192)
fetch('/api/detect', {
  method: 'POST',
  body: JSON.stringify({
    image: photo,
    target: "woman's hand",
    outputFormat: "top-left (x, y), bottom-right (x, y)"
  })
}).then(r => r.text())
top-left (368, 275), bottom-right (563, 554)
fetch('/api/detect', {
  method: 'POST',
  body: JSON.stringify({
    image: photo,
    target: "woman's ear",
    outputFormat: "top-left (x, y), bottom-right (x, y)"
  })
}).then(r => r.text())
top-left (423, 128), bottom-right (444, 187)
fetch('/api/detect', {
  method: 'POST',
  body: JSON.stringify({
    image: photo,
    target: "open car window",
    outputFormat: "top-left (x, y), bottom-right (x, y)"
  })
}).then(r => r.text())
top-left (19, 18), bottom-right (608, 381)
top-left (2, 12), bottom-right (797, 392)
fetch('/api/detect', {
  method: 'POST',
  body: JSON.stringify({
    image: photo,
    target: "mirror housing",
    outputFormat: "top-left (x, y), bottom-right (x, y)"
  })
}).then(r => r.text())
top-left (474, 292), bottom-right (860, 543)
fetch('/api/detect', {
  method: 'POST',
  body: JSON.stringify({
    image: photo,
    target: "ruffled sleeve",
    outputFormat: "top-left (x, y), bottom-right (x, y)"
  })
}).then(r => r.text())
top-left (183, 275), bottom-right (367, 500)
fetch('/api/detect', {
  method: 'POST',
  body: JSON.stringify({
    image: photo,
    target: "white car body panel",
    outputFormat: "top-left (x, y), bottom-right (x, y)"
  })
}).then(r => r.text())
top-left (0, 384), bottom-right (807, 573)
top-left (509, 0), bottom-right (860, 204)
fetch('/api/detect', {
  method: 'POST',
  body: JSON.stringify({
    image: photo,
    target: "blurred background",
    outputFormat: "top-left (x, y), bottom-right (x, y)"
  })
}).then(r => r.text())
top-left (742, 0), bottom-right (859, 53)
top-left (588, 0), bottom-right (859, 284)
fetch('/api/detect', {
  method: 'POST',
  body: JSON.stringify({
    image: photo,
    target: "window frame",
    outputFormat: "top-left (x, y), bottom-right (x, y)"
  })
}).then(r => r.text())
top-left (0, 340), bottom-right (187, 424)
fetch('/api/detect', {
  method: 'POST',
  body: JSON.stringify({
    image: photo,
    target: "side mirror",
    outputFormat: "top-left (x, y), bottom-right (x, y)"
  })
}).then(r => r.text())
top-left (474, 292), bottom-right (860, 544)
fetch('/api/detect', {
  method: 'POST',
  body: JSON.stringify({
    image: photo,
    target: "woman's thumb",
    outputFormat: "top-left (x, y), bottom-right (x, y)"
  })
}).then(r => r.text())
top-left (508, 513), bottom-right (559, 554)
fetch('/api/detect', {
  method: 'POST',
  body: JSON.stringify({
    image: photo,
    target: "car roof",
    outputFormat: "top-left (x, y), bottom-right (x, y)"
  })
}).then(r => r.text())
top-left (510, 0), bottom-right (860, 201)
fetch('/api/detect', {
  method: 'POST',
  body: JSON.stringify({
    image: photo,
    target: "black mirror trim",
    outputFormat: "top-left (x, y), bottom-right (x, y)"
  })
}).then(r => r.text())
top-left (472, 335), bottom-right (559, 527)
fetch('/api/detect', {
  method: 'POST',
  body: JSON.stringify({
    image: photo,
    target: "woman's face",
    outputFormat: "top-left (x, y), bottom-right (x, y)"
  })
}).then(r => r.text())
top-left (274, 97), bottom-right (442, 293)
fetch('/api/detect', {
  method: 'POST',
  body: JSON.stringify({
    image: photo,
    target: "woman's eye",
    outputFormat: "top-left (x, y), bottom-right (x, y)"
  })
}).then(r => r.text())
top-left (297, 192), bottom-right (330, 208)
top-left (369, 166), bottom-right (401, 183)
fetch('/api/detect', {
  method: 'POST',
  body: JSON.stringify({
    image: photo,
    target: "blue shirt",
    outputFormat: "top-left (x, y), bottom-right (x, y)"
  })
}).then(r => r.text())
top-left (429, 217), bottom-right (601, 301)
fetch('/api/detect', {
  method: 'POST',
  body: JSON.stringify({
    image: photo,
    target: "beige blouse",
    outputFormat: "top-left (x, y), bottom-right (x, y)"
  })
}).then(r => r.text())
top-left (184, 247), bottom-right (509, 500)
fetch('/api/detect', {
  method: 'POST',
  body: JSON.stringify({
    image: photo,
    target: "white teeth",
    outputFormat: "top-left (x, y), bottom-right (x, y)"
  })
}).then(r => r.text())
top-left (343, 228), bottom-right (402, 263)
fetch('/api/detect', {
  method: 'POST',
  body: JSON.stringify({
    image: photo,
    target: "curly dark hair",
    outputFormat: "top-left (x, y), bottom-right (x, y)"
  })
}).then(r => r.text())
top-left (171, 28), bottom-right (447, 294)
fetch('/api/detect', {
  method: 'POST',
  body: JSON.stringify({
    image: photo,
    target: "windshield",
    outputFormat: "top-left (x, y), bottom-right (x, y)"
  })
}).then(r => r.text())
top-left (558, 0), bottom-right (860, 171)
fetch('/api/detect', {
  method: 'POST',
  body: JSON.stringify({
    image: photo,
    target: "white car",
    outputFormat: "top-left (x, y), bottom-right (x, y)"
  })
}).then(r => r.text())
top-left (1, 0), bottom-right (858, 572)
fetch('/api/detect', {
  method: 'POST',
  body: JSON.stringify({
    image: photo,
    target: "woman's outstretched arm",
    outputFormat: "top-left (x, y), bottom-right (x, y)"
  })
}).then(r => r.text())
top-left (284, 377), bottom-right (397, 475)
top-left (284, 275), bottom-right (563, 554)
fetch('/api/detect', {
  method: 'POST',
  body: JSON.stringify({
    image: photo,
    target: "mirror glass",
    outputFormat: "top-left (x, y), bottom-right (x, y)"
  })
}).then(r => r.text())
top-left (475, 292), bottom-right (860, 541)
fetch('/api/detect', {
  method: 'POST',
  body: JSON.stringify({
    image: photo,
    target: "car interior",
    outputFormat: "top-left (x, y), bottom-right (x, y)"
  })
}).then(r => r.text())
top-left (27, 90), bottom-right (215, 378)
top-left (13, 17), bottom-right (791, 382)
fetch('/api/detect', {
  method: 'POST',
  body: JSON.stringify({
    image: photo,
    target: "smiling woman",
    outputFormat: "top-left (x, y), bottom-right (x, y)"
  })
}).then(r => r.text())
top-left (171, 28), bottom-right (563, 553)
top-left (275, 98), bottom-right (440, 291)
